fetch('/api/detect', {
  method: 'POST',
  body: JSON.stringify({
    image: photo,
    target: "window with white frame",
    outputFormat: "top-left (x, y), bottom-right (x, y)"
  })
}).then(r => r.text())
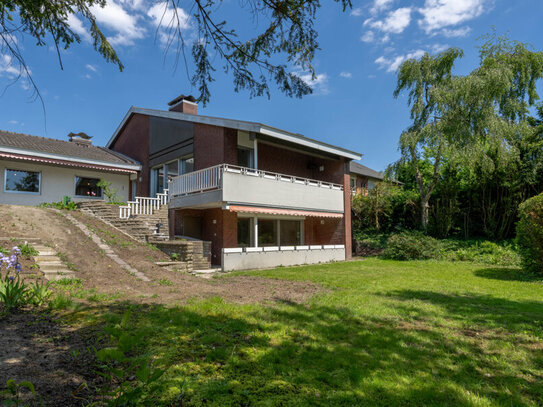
top-left (75, 177), bottom-right (102, 198)
top-left (4, 169), bottom-right (41, 194)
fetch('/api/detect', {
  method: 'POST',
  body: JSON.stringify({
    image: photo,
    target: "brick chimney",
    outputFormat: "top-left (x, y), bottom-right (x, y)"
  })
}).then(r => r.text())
top-left (168, 94), bottom-right (197, 114)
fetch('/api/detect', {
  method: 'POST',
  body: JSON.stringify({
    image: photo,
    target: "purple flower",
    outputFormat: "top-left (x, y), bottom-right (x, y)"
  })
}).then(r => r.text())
top-left (8, 276), bottom-right (14, 282)
top-left (12, 246), bottom-right (21, 255)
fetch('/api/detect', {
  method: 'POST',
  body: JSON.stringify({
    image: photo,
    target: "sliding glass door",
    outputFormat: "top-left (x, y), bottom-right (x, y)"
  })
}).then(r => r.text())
top-left (150, 155), bottom-right (194, 197)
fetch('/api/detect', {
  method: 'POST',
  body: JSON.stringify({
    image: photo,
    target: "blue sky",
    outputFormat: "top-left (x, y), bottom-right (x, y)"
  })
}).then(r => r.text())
top-left (1, 0), bottom-right (542, 171)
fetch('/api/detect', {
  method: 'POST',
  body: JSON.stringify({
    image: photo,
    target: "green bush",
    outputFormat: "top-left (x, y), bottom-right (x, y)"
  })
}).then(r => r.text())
top-left (444, 240), bottom-right (520, 266)
top-left (382, 231), bottom-right (444, 260)
top-left (516, 193), bottom-right (543, 273)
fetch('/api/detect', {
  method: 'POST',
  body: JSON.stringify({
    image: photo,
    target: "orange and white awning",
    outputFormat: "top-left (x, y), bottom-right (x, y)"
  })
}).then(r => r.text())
top-left (228, 205), bottom-right (343, 218)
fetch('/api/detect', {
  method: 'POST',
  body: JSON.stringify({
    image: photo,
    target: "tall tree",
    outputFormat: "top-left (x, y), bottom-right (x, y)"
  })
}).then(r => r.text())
top-left (0, 0), bottom-right (351, 105)
top-left (394, 34), bottom-right (543, 232)
top-left (393, 48), bottom-right (463, 230)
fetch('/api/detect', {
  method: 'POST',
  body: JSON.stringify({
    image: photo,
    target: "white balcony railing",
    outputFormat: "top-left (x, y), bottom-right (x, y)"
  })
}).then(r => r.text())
top-left (168, 164), bottom-right (343, 199)
top-left (119, 189), bottom-right (169, 219)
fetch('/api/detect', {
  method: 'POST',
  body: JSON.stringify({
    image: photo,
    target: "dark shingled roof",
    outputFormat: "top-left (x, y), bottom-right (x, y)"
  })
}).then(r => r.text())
top-left (0, 130), bottom-right (139, 165)
top-left (349, 161), bottom-right (385, 180)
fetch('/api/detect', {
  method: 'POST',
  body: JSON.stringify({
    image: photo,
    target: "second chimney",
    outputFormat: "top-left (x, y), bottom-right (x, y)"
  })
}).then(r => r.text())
top-left (168, 94), bottom-right (198, 114)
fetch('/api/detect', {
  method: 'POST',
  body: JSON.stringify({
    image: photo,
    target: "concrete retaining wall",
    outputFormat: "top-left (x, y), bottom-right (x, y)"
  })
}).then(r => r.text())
top-left (222, 246), bottom-right (345, 271)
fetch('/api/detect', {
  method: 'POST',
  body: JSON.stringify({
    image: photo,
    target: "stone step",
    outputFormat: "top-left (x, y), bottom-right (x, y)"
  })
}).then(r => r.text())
top-left (35, 255), bottom-right (61, 262)
top-left (39, 262), bottom-right (66, 271)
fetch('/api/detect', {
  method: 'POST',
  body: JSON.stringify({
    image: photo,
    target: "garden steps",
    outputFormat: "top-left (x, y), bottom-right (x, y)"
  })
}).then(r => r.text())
top-left (77, 201), bottom-right (169, 242)
top-left (33, 244), bottom-right (77, 281)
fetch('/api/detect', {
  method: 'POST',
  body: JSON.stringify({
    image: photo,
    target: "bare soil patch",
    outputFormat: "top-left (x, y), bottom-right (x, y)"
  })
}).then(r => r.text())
top-left (0, 205), bottom-right (322, 305)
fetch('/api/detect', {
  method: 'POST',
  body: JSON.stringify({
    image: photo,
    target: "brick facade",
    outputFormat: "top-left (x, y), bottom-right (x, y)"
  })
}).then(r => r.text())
top-left (109, 114), bottom-right (150, 196)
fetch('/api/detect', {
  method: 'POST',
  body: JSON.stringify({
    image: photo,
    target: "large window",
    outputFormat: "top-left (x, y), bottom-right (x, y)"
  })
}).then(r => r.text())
top-left (258, 219), bottom-right (277, 246)
top-left (279, 220), bottom-right (302, 246)
top-left (251, 218), bottom-right (303, 247)
top-left (4, 169), bottom-right (41, 194)
top-left (180, 156), bottom-right (194, 174)
top-left (237, 218), bottom-right (253, 247)
top-left (75, 177), bottom-right (102, 198)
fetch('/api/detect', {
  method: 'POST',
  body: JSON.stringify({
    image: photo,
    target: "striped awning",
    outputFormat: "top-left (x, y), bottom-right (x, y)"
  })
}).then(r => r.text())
top-left (0, 152), bottom-right (137, 174)
top-left (228, 205), bottom-right (343, 218)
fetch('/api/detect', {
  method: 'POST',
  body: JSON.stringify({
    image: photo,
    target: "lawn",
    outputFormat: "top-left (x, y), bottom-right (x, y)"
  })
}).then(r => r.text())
top-left (56, 259), bottom-right (543, 405)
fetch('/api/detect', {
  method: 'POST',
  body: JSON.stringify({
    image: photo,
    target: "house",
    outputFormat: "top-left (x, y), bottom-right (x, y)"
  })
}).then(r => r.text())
top-left (0, 130), bottom-right (140, 205)
top-left (107, 95), bottom-right (362, 270)
top-left (349, 161), bottom-right (387, 195)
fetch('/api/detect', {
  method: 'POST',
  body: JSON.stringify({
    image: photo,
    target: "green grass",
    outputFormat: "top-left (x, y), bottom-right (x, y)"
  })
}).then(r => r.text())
top-left (63, 259), bottom-right (543, 406)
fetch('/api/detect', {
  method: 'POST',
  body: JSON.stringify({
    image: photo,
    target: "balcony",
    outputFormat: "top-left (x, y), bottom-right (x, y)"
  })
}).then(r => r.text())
top-left (168, 164), bottom-right (344, 213)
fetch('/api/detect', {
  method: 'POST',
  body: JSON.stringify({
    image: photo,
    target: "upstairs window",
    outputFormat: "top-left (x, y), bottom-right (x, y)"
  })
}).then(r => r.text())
top-left (180, 156), bottom-right (194, 174)
top-left (4, 169), bottom-right (41, 194)
top-left (238, 147), bottom-right (254, 169)
top-left (75, 177), bottom-right (102, 198)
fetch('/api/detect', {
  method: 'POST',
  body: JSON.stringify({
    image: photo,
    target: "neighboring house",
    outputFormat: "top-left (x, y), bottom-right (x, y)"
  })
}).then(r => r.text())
top-left (107, 95), bottom-right (362, 270)
top-left (349, 161), bottom-right (387, 195)
top-left (0, 130), bottom-right (140, 205)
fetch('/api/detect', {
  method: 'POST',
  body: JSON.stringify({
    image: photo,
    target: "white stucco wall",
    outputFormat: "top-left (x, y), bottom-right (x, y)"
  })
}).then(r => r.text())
top-left (222, 246), bottom-right (346, 271)
top-left (0, 160), bottom-right (130, 206)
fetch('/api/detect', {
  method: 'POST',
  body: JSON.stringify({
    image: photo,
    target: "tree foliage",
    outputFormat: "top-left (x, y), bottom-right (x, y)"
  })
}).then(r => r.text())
top-left (0, 0), bottom-right (352, 105)
top-left (392, 33), bottom-right (543, 237)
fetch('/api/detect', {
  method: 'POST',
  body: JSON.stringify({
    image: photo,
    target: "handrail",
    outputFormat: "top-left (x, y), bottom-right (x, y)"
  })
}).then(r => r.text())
top-left (119, 189), bottom-right (169, 219)
top-left (168, 164), bottom-right (343, 198)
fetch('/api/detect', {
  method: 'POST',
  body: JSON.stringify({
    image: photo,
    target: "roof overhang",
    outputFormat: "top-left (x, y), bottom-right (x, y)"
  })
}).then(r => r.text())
top-left (107, 107), bottom-right (362, 161)
top-left (0, 146), bottom-right (141, 173)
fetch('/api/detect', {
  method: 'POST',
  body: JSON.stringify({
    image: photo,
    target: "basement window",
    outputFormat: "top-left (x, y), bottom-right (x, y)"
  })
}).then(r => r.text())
top-left (75, 177), bottom-right (102, 198)
top-left (4, 169), bottom-right (41, 194)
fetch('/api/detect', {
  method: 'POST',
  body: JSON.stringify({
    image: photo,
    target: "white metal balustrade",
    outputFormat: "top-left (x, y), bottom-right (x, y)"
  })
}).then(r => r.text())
top-left (168, 164), bottom-right (343, 199)
top-left (119, 189), bottom-right (169, 219)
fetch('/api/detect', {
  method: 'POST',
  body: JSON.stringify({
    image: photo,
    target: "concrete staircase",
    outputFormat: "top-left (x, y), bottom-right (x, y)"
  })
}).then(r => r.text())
top-left (77, 201), bottom-right (169, 242)
top-left (33, 243), bottom-right (76, 281)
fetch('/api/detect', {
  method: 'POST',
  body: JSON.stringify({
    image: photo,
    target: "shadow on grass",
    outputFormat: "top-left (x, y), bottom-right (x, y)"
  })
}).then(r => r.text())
top-left (4, 285), bottom-right (543, 406)
top-left (474, 267), bottom-right (543, 282)
top-left (27, 291), bottom-right (541, 407)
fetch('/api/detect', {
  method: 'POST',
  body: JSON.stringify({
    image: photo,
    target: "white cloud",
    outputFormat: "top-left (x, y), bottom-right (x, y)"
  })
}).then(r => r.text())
top-left (418, 0), bottom-right (488, 34)
top-left (370, 0), bottom-right (395, 15)
top-left (8, 120), bottom-right (18, 124)
top-left (375, 49), bottom-right (426, 72)
top-left (350, 7), bottom-right (363, 16)
top-left (84, 73), bottom-right (92, 79)
top-left (90, 0), bottom-right (145, 46)
top-left (147, 2), bottom-right (191, 45)
top-left (431, 43), bottom-right (449, 53)
top-left (360, 31), bottom-right (375, 43)
top-left (298, 72), bottom-right (329, 95)
top-left (365, 7), bottom-right (412, 34)
top-left (0, 55), bottom-right (20, 77)
top-left (339, 71), bottom-right (352, 79)
top-left (86, 64), bottom-right (98, 72)
top-left (441, 26), bottom-right (471, 37)
top-left (67, 13), bottom-right (91, 42)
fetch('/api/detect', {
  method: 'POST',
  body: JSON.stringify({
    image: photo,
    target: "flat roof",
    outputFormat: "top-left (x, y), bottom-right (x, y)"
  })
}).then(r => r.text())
top-left (107, 107), bottom-right (362, 161)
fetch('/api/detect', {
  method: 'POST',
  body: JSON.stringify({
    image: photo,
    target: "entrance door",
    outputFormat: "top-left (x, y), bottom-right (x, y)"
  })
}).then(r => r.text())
top-left (183, 216), bottom-right (202, 239)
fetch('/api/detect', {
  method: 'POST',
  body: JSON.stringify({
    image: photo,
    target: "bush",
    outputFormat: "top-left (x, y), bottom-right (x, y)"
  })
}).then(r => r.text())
top-left (444, 240), bottom-right (520, 266)
top-left (382, 231), bottom-right (443, 260)
top-left (516, 193), bottom-right (543, 273)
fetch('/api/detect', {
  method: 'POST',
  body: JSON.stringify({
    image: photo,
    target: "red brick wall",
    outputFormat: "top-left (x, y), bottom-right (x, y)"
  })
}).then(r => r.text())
top-left (343, 163), bottom-right (352, 259)
top-left (193, 124), bottom-right (237, 170)
top-left (304, 217), bottom-right (344, 245)
top-left (109, 114), bottom-right (150, 196)
top-left (172, 207), bottom-right (237, 265)
top-left (257, 142), bottom-right (344, 184)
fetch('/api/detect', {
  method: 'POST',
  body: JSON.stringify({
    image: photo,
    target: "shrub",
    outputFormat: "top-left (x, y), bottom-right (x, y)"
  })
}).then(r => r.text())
top-left (516, 193), bottom-right (543, 273)
top-left (444, 240), bottom-right (521, 267)
top-left (382, 231), bottom-right (443, 260)
top-left (18, 242), bottom-right (39, 258)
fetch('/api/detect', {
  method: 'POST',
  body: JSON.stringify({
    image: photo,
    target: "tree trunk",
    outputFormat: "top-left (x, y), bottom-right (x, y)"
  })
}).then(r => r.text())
top-left (421, 195), bottom-right (430, 231)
